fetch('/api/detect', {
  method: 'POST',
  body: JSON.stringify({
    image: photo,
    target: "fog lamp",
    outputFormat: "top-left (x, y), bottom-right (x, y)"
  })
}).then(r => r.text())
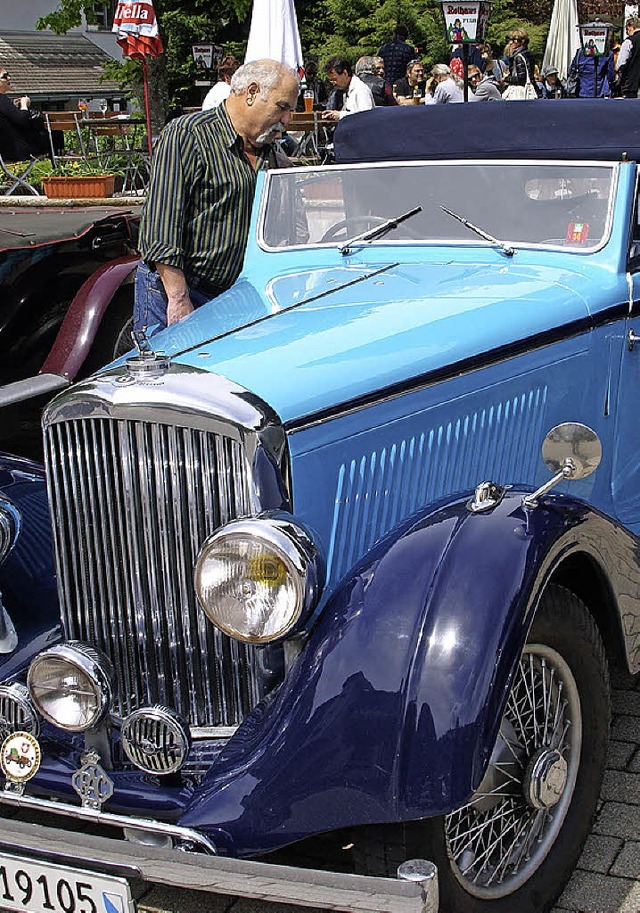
top-left (28, 642), bottom-right (115, 732)
top-left (194, 517), bottom-right (322, 643)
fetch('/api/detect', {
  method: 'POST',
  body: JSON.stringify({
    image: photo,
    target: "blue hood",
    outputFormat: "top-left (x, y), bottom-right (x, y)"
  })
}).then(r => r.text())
top-left (152, 257), bottom-right (613, 425)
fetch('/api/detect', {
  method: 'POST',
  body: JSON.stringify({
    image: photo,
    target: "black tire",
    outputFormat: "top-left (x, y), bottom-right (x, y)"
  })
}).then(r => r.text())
top-left (352, 584), bottom-right (611, 913)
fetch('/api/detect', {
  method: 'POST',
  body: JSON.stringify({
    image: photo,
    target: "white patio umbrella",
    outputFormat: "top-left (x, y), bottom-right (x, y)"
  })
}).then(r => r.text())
top-left (542, 0), bottom-right (581, 80)
top-left (244, 0), bottom-right (304, 73)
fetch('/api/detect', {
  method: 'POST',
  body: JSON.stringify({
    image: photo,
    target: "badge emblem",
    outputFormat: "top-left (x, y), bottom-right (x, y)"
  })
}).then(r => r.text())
top-left (0, 731), bottom-right (41, 783)
top-left (71, 749), bottom-right (114, 809)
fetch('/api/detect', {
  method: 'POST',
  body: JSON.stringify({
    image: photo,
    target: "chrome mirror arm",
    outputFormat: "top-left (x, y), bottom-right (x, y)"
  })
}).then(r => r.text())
top-left (522, 458), bottom-right (576, 509)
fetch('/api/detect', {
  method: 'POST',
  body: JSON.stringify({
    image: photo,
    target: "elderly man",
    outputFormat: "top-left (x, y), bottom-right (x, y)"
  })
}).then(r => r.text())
top-left (322, 56), bottom-right (375, 122)
top-left (135, 59), bottom-right (299, 332)
top-left (427, 64), bottom-right (464, 103)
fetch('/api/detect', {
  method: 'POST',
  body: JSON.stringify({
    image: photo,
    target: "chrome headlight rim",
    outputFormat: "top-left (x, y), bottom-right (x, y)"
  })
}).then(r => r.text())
top-left (194, 515), bottom-right (323, 644)
top-left (0, 682), bottom-right (40, 740)
top-left (27, 642), bottom-right (115, 733)
top-left (0, 496), bottom-right (20, 564)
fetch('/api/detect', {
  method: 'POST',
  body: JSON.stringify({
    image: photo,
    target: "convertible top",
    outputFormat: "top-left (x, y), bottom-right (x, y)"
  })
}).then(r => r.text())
top-left (334, 99), bottom-right (640, 164)
top-left (0, 205), bottom-right (141, 253)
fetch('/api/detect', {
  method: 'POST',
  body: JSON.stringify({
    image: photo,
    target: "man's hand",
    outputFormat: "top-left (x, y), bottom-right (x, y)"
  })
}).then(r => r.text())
top-left (156, 263), bottom-right (194, 325)
top-left (167, 295), bottom-right (194, 325)
top-left (322, 110), bottom-right (341, 121)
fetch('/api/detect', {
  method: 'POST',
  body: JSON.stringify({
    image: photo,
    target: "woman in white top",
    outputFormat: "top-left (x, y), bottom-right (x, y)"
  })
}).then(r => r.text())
top-left (202, 56), bottom-right (240, 110)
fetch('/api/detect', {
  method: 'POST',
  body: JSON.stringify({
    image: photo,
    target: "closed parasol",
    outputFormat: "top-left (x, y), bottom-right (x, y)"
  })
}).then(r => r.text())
top-left (542, 0), bottom-right (581, 80)
top-left (244, 0), bottom-right (304, 72)
top-left (112, 0), bottom-right (164, 153)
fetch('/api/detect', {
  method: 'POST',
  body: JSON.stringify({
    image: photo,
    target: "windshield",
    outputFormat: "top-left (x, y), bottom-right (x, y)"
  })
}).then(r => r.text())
top-left (260, 161), bottom-right (615, 252)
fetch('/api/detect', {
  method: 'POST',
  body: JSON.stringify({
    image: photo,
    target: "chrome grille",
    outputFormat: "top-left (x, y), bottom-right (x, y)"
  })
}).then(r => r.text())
top-left (44, 417), bottom-right (263, 729)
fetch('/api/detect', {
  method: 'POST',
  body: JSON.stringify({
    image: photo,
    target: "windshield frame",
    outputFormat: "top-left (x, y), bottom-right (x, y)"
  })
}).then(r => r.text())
top-left (257, 159), bottom-right (619, 256)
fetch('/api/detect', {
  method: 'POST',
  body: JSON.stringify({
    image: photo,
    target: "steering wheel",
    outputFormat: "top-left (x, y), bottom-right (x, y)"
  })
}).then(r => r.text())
top-left (320, 215), bottom-right (387, 243)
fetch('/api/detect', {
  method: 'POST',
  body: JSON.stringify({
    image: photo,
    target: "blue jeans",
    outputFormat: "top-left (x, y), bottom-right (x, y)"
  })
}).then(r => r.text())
top-left (133, 263), bottom-right (212, 335)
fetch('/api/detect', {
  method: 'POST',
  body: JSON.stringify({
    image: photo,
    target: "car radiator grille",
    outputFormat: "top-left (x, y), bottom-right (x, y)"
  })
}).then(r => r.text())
top-left (44, 417), bottom-right (263, 730)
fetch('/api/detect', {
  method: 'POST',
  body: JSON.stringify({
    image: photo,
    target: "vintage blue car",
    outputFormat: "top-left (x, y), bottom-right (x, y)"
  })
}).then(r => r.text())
top-left (0, 100), bottom-right (638, 913)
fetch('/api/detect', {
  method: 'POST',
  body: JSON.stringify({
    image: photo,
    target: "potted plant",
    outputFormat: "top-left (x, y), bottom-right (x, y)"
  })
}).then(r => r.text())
top-left (41, 160), bottom-right (119, 199)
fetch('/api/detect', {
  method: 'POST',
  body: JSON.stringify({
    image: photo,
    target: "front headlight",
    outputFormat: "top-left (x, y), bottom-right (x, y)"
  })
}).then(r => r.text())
top-left (27, 642), bottom-right (114, 732)
top-left (194, 516), bottom-right (323, 643)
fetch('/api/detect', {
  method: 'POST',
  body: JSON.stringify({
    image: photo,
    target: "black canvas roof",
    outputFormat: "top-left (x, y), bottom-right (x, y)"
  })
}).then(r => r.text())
top-left (334, 99), bottom-right (640, 164)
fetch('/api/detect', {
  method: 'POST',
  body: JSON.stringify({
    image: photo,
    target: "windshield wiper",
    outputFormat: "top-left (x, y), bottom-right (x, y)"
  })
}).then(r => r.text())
top-left (339, 206), bottom-right (422, 255)
top-left (440, 205), bottom-right (515, 257)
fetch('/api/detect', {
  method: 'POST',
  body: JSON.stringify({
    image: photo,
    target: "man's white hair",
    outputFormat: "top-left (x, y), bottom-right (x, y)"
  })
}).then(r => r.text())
top-left (230, 59), bottom-right (298, 100)
top-left (431, 63), bottom-right (451, 78)
top-left (355, 56), bottom-right (376, 76)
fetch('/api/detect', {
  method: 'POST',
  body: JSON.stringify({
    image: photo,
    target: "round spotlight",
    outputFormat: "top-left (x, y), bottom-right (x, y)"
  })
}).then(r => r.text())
top-left (0, 683), bottom-right (40, 741)
top-left (194, 516), bottom-right (323, 643)
top-left (121, 706), bottom-right (191, 775)
top-left (27, 642), bottom-right (115, 732)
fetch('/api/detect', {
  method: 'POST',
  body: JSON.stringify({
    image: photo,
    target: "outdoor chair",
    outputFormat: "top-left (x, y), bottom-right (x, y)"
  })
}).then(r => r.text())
top-left (43, 111), bottom-right (87, 166)
top-left (0, 153), bottom-right (42, 196)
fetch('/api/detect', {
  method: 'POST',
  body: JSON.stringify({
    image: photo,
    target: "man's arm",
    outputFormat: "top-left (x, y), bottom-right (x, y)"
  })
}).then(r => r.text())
top-left (617, 38), bottom-right (633, 71)
top-left (138, 119), bottom-right (198, 323)
top-left (155, 264), bottom-right (194, 325)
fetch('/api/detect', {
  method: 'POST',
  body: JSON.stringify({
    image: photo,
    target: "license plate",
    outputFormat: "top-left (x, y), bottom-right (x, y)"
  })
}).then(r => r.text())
top-left (0, 852), bottom-right (134, 913)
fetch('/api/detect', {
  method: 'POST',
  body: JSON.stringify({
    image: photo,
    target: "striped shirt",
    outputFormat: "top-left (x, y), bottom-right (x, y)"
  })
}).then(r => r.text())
top-left (139, 103), bottom-right (278, 293)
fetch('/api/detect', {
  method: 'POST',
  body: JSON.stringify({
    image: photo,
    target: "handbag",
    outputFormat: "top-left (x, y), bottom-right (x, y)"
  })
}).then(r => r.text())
top-left (503, 53), bottom-right (538, 100)
top-left (503, 84), bottom-right (526, 100)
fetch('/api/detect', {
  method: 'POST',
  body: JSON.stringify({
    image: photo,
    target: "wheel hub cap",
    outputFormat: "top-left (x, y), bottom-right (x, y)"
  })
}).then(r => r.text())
top-left (524, 748), bottom-right (568, 809)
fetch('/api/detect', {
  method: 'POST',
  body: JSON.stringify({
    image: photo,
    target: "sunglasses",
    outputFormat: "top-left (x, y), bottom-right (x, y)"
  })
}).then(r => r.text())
top-left (0, 73), bottom-right (10, 80)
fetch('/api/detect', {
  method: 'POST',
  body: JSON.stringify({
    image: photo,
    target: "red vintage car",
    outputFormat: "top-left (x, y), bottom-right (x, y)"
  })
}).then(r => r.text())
top-left (0, 201), bottom-right (140, 455)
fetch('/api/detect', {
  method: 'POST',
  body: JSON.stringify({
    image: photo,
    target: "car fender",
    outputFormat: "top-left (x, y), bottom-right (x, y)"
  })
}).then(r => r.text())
top-left (0, 455), bottom-right (60, 677)
top-left (40, 255), bottom-right (138, 380)
top-left (180, 490), bottom-right (635, 856)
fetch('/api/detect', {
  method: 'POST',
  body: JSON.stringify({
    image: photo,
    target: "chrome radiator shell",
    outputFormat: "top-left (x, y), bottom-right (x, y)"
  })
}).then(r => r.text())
top-left (42, 365), bottom-right (289, 732)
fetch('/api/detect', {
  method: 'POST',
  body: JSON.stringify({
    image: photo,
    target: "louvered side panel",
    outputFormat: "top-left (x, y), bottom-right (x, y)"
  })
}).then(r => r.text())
top-left (327, 386), bottom-right (548, 581)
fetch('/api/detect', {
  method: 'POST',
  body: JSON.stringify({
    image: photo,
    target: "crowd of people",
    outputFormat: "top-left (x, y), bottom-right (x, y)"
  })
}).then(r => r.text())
top-left (192, 19), bottom-right (638, 118)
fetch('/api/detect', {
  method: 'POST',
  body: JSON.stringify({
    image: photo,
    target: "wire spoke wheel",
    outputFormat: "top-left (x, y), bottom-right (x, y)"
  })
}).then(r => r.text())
top-left (445, 643), bottom-right (581, 899)
top-left (351, 585), bottom-right (609, 913)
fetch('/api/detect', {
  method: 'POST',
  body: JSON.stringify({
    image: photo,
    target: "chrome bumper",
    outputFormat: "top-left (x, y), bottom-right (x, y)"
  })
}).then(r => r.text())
top-left (0, 373), bottom-right (69, 407)
top-left (0, 807), bottom-right (438, 913)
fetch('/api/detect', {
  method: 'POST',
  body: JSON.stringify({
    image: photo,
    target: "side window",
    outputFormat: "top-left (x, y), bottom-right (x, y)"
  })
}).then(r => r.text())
top-left (629, 189), bottom-right (640, 267)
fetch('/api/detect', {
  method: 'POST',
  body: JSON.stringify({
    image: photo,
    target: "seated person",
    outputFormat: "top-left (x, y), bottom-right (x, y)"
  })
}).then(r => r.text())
top-left (394, 59), bottom-right (427, 104)
top-left (0, 69), bottom-right (49, 161)
top-left (296, 56), bottom-right (329, 111)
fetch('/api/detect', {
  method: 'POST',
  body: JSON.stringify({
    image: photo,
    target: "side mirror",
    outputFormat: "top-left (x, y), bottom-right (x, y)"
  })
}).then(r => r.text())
top-left (522, 422), bottom-right (601, 509)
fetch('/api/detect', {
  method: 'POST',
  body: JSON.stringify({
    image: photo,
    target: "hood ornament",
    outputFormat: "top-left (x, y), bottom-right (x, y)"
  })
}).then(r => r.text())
top-left (125, 327), bottom-right (171, 381)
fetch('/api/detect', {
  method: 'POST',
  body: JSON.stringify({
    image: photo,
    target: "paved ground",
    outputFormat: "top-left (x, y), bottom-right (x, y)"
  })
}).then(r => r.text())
top-left (135, 670), bottom-right (639, 913)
